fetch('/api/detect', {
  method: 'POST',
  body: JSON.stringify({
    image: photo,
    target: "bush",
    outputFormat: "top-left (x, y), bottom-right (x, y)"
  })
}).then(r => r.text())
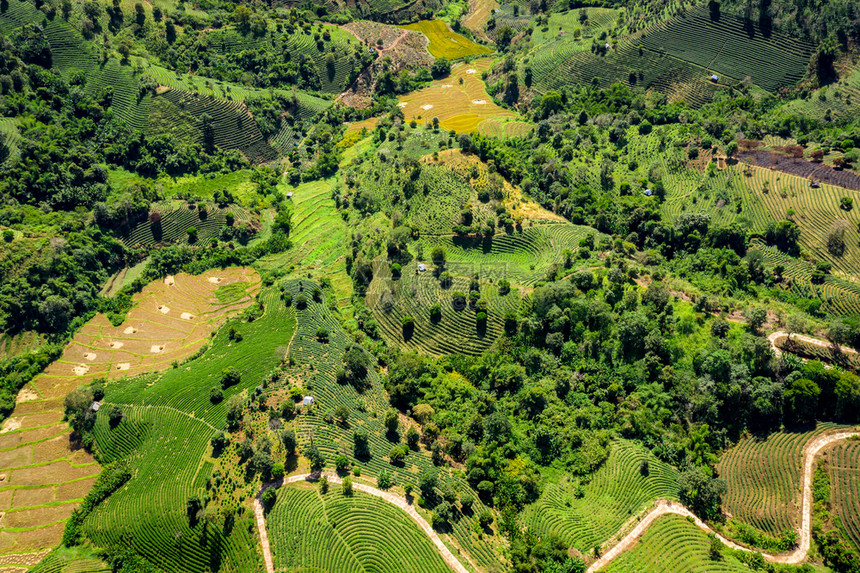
top-left (335, 454), bottom-right (350, 471)
top-left (384, 409), bottom-right (400, 434)
top-left (220, 367), bottom-right (241, 389)
top-left (271, 463), bottom-right (284, 480)
top-left (389, 444), bottom-right (408, 463)
top-left (377, 469), bottom-right (393, 489)
top-left (209, 386), bottom-right (223, 403)
top-left (406, 426), bottom-right (420, 449)
top-left (262, 488), bottom-right (276, 509)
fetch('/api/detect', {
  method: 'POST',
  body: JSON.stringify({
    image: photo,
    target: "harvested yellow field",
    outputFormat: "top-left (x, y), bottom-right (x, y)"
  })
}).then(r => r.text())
top-left (397, 58), bottom-right (524, 133)
top-left (463, 0), bottom-right (499, 43)
top-left (399, 20), bottom-right (493, 59)
top-left (0, 268), bottom-right (259, 557)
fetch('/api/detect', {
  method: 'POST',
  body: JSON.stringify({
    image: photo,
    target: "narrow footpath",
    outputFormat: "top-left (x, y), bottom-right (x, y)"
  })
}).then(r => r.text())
top-left (587, 429), bottom-right (860, 572)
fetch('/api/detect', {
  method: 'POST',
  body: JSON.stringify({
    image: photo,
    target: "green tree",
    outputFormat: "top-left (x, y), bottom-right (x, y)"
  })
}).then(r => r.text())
top-left (384, 409), bottom-right (399, 434)
top-left (305, 442), bottom-right (325, 471)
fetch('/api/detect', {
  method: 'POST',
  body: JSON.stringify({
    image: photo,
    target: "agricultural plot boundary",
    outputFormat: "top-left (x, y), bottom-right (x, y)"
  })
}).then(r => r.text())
top-left (255, 472), bottom-right (469, 573)
top-left (0, 269), bottom-right (259, 557)
top-left (588, 430), bottom-right (860, 572)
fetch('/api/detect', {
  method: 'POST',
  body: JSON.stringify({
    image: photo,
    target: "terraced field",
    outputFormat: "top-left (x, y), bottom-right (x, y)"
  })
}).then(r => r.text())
top-left (639, 5), bottom-right (814, 93)
top-left (751, 239), bottom-right (860, 316)
top-left (205, 25), bottom-right (362, 95)
top-left (827, 439), bottom-right (860, 551)
top-left (279, 280), bottom-right (505, 572)
top-left (522, 441), bottom-right (679, 553)
top-left (257, 179), bottom-right (352, 308)
top-left (733, 163), bottom-right (860, 279)
top-left (398, 59), bottom-right (524, 133)
top-left (119, 202), bottom-right (253, 248)
top-left (530, 35), bottom-right (731, 106)
top-left (400, 20), bottom-right (493, 59)
top-left (0, 269), bottom-right (258, 556)
top-left (267, 481), bottom-right (450, 572)
top-left (602, 513), bottom-right (753, 573)
top-left (778, 66), bottom-right (860, 123)
top-left (717, 424), bottom-right (848, 537)
top-left (155, 89), bottom-right (278, 163)
top-left (83, 286), bottom-right (292, 572)
top-left (462, 0), bottom-right (499, 42)
top-left (0, 0), bottom-right (148, 130)
top-left (364, 222), bottom-right (597, 355)
top-left (0, 117), bottom-right (21, 160)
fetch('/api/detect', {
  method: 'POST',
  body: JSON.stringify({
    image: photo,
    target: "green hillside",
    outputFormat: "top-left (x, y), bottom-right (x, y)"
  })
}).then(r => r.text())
top-left (2, 0), bottom-right (860, 571)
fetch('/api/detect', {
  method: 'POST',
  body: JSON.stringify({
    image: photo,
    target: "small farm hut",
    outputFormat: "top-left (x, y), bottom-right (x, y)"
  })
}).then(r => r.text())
top-left (302, 396), bottom-right (314, 407)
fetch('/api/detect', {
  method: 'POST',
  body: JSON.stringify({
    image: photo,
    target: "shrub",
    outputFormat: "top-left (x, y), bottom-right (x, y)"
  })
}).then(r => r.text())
top-left (262, 488), bottom-right (276, 510)
top-left (342, 476), bottom-right (353, 495)
top-left (335, 404), bottom-right (350, 424)
top-left (353, 428), bottom-right (370, 458)
top-left (335, 454), bottom-right (350, 472)
top-left (305, 442), bottom-right (325, 471)
top-left (384, 409), bottom-right (400, 434)
top-left (220, 367), bottom-right (241, 389)
top-left (209, 386), bottom-right (223, 403)
top-left (271, 463), bottom-right (285, 480)
top-left (406, 426), bottom-right (420, 449)
top-left (280, 429), bottom-right (297, 455)
top-left (389, 444), bottom-right (408, 463)
top-left (377, 469), bottom-right (393, 489)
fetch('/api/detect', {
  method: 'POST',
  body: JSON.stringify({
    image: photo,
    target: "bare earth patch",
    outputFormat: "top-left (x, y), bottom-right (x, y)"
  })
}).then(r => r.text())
top-left (14, 389), bottom-right (37, 404)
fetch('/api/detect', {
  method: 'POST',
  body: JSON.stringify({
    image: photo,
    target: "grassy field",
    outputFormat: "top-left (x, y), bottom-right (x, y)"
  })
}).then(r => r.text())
top-left (267, 481), bottom-right (450, 572)
top-left (717, 423), bottom-right (848, 537)
top-left (0, 269), bottom-right (258, 555)
top-left (521, 441), bottom-right (679, 553)
top-left (400, 20), bottom-right (492, 59)
top-left (398, 58), bottom-right (528, 134)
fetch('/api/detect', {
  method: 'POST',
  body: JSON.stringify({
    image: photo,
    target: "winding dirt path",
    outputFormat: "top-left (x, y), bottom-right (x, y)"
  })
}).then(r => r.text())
top-left (254, 472), bottom-right (469, 573)
top-left (768, 330), bottom-right (857, 359)
top-left (587, 429), bottom-right (860, 572)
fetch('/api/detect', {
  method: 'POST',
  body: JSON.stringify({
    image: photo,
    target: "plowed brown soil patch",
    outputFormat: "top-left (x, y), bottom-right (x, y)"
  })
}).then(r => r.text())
top-left (738, 149), bottom-right (860, 190)
top-left (0, 267), bottom-right (260, 559)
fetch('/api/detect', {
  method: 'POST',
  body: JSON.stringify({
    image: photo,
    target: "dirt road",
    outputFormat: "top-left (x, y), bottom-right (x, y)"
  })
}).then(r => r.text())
top-left (587, 430), bottom-right (860, 571)
top-left (254, 472), bottom-right (469, 573)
